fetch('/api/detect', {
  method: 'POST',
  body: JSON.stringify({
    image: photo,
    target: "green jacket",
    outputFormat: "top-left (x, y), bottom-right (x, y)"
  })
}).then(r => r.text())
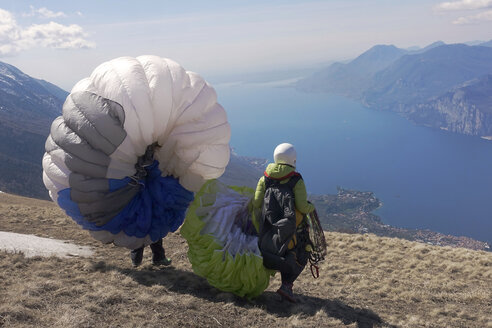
top-left (253, 163), bottom-right (314, 214)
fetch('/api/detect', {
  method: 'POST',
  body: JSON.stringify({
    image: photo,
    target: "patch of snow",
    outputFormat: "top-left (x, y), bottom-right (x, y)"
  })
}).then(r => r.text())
top-left (0, 231), bottom-right (93, 258)
top-left (1, 72), bottom-right (16, 80)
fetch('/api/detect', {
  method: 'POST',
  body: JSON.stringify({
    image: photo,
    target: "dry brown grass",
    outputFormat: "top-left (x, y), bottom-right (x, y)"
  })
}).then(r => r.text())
top-left (0, 192), bottom-right (491, 328)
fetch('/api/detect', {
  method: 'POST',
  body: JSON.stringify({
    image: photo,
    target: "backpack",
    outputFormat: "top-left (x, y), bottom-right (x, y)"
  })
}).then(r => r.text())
top-left (258, 172), bottom-right (327, 278)
top-left (258, 173), bottom-right (302, 259)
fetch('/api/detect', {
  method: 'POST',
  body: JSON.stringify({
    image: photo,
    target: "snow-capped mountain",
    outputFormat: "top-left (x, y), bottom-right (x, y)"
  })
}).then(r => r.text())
top-left (0, 61), bottom-right (68, 199)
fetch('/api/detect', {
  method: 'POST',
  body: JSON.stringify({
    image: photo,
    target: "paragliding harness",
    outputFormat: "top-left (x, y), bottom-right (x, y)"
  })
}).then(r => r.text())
top-left (298, 209), bottom-right (327, 278)
top-left (259, 171), bottom-right (327, 279)
top-left (130, 142), bottom-right (160, 187)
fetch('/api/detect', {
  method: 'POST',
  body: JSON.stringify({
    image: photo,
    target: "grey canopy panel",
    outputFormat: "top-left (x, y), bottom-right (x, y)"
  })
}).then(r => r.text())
top-left (62, 92), bottom-right (127, 155)
top-left (46, 91), bottom-right (132, 226)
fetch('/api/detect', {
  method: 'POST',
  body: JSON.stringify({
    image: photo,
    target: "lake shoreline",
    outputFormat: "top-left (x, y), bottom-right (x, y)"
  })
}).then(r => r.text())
top-left (311, 187), bottom-right (491, 252)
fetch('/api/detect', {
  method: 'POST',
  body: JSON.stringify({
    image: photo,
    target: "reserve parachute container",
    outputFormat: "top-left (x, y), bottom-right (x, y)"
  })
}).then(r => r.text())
top-left (42, 56), bottom-right (230, 249)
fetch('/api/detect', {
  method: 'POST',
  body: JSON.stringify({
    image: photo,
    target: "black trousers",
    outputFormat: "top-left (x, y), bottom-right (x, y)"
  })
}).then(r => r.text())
top-left (262, 245), bottom-right (309, 284)
top-left (280, 247), bottom-right (309, 284)
top-left (132, 239), bottom-right (166, 260)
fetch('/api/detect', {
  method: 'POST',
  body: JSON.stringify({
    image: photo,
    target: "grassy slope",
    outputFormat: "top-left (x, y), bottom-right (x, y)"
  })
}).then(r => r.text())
top-left (0, 193), bottom-right (490, 328)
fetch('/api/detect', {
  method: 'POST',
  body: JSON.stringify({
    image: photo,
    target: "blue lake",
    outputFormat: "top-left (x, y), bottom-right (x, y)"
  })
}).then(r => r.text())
top-left (216, 83), bottom-right (492, 244)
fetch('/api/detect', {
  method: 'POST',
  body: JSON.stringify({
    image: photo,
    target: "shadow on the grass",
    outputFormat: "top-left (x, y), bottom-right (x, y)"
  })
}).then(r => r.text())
top-left (257, 291), bottom-right (390, 328)
top-left (108, 263), bottom-right (392, 328)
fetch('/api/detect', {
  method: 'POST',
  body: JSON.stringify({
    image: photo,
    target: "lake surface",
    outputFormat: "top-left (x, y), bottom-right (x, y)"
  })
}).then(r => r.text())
top-left (216, 83), bottom-right (492, 244)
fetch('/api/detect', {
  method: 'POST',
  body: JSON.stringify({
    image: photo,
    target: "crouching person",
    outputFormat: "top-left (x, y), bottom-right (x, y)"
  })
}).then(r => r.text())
top-left (254, 143), bottom-right (314, 303)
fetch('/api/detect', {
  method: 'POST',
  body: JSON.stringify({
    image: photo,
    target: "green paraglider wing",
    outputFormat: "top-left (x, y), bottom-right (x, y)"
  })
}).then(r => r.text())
top-left (180, 180), bottom-right (274, 299)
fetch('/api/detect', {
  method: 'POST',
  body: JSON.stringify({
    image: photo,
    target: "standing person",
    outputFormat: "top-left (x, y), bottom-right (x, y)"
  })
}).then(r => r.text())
top-left (253, 143), bottom-right (315, 303)
top-left (130, 238), bottom-right (172, 267)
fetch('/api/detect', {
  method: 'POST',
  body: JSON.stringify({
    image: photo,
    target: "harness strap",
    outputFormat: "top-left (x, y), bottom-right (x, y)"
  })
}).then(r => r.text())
top-left (264, 171), bottom-right (301, 189)
top-left (129, 142), bottom-right (160, 187)
top-left (264, 170), bottom-right (299, 180)
top-left (310, 260), bottom-right (320, 279)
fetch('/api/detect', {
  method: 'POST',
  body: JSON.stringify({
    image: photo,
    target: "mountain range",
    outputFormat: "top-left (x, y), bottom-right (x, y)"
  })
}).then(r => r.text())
top-left (296, 40), bottom-right (492, 137)
top-left (0, 62), bottom-right (68, 199)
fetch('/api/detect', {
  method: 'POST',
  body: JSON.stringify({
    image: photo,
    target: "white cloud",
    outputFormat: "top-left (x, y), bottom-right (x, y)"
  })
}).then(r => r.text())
top-left (0, 8), bottom-right (94, 56)
top-left (23, 5), bottom-right (67, 19)
top-left (20, 22), bottom-right (95, 49)
top-left (453, 9), bottom-right (492, 23)
top-left (0, 9), bottom-right (20, 41)
top-left (435, 1), bottom-right (492, 25)
top-left (436, 0), bottom-right (492, 11)
top-left (37, 7), bottom-right (67, 19)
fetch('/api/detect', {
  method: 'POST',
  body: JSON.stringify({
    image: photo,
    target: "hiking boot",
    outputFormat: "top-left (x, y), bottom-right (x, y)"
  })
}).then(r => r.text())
top-left (150, 239), bottom-right (171, 266)
top-left (130, 246), bottom-right (144, 267)
top-left (152, 257), bottom-right (172, 266)
top-left (277, 283), bottom-right (296, 303)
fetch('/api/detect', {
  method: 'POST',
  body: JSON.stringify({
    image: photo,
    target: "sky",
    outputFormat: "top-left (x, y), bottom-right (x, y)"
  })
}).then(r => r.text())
top-left (0, 0), bottom-right (491, 90)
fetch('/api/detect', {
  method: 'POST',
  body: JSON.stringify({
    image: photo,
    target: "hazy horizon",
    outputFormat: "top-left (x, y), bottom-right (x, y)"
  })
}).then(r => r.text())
top-left (1, 1), bottom-right (492, 90)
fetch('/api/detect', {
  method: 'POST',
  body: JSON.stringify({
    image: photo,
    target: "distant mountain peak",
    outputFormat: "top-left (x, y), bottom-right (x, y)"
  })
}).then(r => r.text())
top-left (0, 62), bottom-right (32, 83)
top-left (0, 61), bottom-right (67, 122)
top-left (296, 40), bottom-right (492, 137)
top-left (355, 44), bottom-right (407, 61)
top-left (424, 40), bottom-right (446, 49)
top-left (366, 44), bottom-right (400, 51)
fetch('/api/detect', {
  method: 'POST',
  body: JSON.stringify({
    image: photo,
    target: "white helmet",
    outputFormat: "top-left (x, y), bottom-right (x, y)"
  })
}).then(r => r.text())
top-left (273, 143), bottom-right (297, 167)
